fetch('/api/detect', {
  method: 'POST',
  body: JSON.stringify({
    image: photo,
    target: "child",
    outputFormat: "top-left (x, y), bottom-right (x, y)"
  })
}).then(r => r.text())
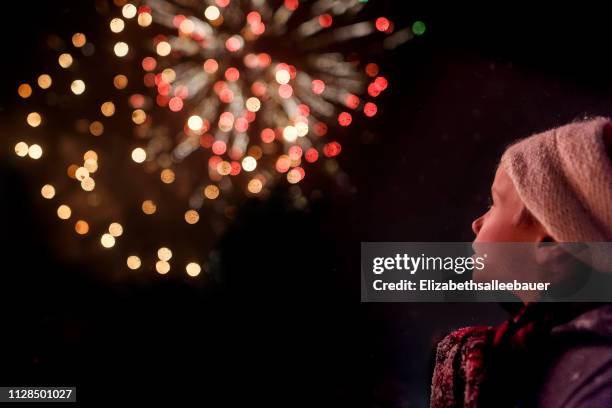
top-left (430, 117), bottom-right (612, 407)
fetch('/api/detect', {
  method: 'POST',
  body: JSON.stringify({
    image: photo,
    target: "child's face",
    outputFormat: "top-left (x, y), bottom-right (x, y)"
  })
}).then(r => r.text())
top-left (472, 166), bottom-right (549, 243)
top-left (472, 167), bottom-right (552, 296)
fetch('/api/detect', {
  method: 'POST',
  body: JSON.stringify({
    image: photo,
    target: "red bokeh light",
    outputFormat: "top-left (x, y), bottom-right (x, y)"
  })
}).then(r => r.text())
top-left (375, 17), bottom-right (391, 32)
top-left (323, 142), bottom-right (342, 157)
top-left (311, 79), bottom-right (325, 94)
top-left (261, 128), bottom-right (276, 143)
top-left (374, 76), bottom-right (388, 90)
top-left (230, 161), bottom-right (241, 176)
top-left (338, 112), bottom-right (352, 127)
top-left (129, 94), bottom-right (145, 109)
top-left (288, 145), bottom-right (303, 160)
top-left (212, 140), bottom-right (227, 155)
top-left (345, 93), bottom-right (360, 109)
top-left (142, 57), bottom-right (157, 71)
top-left (298, 104), bottom-right (310, 116)
top-left (284, 0), bottom-right (299, 11)
top-left (200, 133), bottom-right (214, 148)
top-left (314, 122), bottom-right (328, 137)
top-left (278, 84), bottom-right (293, 98)
top-left (168, 97), bottom-right (183, 112)
top-left (234, 117), bottom-right (249, 132)
top-left (364, 102), bottom-right (378, 117)
top-left (209, 155), bottom-right (222, 169)
top-left (365, 63), bottom-right (379, 77)
top-left (144, 73), bottom-right (156, 87)
top-left (305, 148), bottom-right (319, 163)
top-left (276, 156), bottom-right (291, 173)
top-left (224, 67), bottom-right (240, 81)
top-left (319, 14), bottom-right (333, 28)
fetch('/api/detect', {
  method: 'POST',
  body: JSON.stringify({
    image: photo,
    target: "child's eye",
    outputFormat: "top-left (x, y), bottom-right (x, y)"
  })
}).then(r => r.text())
top-left (486, 196), bottom-right (494, 209)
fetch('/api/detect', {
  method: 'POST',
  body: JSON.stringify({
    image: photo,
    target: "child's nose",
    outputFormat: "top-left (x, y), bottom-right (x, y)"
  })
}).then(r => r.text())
top-left (472, 215), bottom-right (484, 236)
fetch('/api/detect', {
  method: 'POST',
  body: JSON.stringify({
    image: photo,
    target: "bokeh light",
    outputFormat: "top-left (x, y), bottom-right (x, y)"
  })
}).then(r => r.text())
top-left (7, 0), bottom-right (418, 279)
top-left (71, 80), bottom-right (86, 95)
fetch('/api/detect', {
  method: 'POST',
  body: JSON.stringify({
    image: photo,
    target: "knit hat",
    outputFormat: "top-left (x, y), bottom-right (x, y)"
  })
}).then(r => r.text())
top-left (500, 117), bottom-right (612, 242)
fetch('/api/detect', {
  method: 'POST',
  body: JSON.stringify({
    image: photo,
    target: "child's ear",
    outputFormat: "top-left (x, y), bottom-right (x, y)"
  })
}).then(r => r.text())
top-left (534, 240), bottom-right (565, 266)
top-left (534, 241), bottom-right (588, 269)
top-left (533, 241), bottom-right (581, 284)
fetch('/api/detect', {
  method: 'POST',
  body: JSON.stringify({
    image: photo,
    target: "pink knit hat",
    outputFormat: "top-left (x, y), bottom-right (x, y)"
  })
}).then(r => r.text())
top-left (500, 117), bottom-right (612, 242)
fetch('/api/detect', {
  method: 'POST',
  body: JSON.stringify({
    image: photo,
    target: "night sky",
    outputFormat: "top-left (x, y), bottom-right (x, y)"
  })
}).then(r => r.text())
top-left (2, 1), bottom-right (612, 406)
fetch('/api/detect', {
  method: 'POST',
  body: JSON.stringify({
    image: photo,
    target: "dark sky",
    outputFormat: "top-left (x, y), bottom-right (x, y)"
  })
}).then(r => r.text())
top-left (2, 1), bottom-right (612, 406)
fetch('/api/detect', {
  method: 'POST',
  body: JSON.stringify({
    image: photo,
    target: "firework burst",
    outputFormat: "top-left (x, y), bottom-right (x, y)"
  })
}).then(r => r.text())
top-left (9, 0), bottom-right (423, 279)
top-left (115, 0), bottom-right (411, 197)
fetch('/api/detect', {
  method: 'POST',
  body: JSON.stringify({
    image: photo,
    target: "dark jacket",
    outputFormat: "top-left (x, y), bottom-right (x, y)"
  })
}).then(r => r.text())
top-left (530, 304), bottom-right (612, 407)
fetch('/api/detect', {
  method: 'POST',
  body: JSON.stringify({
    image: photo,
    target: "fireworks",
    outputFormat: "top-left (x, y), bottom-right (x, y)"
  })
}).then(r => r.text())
top-left (9, 0), bottom-right (424, 279)
top-left (116, 0), bottom-right (420, 201)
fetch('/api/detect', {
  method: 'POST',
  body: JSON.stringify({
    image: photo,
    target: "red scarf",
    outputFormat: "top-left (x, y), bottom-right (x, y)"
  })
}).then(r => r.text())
top-left (430, 303), bottom-right (600, 407)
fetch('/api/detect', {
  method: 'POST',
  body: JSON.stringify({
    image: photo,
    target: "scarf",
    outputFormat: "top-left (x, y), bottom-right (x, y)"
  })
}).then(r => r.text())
top-left (430, 302), bottom-right (600, 408)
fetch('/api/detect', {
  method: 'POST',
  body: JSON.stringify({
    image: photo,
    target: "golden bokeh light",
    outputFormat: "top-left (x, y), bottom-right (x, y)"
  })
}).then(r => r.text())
top-left (14, 142), bottom-right (29, 157)
top-left (155, 260), bottom-right (170, 275)
top-left (84, 150), bottom-right (98, 161)
top-left (283, 125), bottom-right (298, 142)
top-left (17, 83), bottom-right (32, 98)
top-left (37, 74), bottom-right (52, 89)
top-left (242, 156), bottom-right (257, 172)
top-left (247, 179), bottom-right (263, 194)
top-left (157, 247), bottom-right (172, 261)
top-left (71, 79), bottom-right (86, 95)
top-left (275, 69), bottom-right (290, 84)
top-left (75, 220), bottom-right (90, 235)
top-left (101, 101), bottom-right (116, 117)
top-left (110, 18), bottom-right (125, 33)
top-left (296, 122), bottom-right (308, 136)
top-left (26, 112), bottom-right (42, 127)
top-left (41, 184), bottom-right (56, 199)
top-left (108, 222), bottom-right (123, 237)
top-left (81, 177), bottom-right (96, 191)
top-left (84, 158), bottom-right (98, 173)
top-left (156, 41), bottom-right (171, 57)
top-left (216, 161), bottom-right (231, 176)
top-left (113, 74), bottom-right (128, 89)
top-left (184, 210), bottom-right (199, 224)
top-left (186, 262), bottom-right (201, 277)
top-left (57, 204), bottom-right (72, 220)
top-left (131, 147), bottom-right (146, 163)
top-left (127, 255), bottom-right (141, 270)
top-left (28, 144), bottom-right (43, 159)
top-left (58, 53), bottom-right (73, 68)
top-left (67, 164), bottom-right (78, 179)
top-left (89, 121), bottom-right (104, 136)
top-left (75, 167), bottom-right (89, 181)
top-left (161, 68), bottom-right (176, 82)
top-left (122, 3), bottom-right (137, 19)
top-left (204, 5), bottom-right (220, 21)
top-left (187, 115), bottom-right (203, 131)
top-left (287, 168), bottom-right (302, 184)
top-left (245, 97), bottom-right (261, 112)
top-left (72, 33), bottom-right (86, 48)
top-left (114, 41), bottom-right (129, 57)
top-left (138, 12), bottom-right (152, 27)
top-left (132, 109), bottom-right (146, 124)
top-left (160, 168), bottom-right (175, 184)
top-left (203, 184), bottom-right (220, 200)
top-left (142, 200), bottom-right (157, 215)
top-left (100, 233), bottom-right (116, 248)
